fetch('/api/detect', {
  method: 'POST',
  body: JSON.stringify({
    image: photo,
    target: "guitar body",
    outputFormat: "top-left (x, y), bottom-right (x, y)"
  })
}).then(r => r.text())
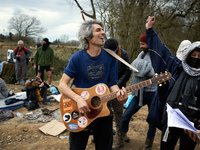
top-left (60, 83), bottom-right (111, 132)
top-left (60, 71), bottom-right (172, 132)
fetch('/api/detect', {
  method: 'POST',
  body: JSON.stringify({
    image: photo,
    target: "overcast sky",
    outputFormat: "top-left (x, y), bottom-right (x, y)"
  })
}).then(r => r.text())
top-left (0, 0), bottom-right (91, 42)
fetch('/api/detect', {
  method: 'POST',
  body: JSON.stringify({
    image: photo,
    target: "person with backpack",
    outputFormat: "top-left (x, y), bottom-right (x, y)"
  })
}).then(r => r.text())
top-left (13, 40), bottom-right (32, 85)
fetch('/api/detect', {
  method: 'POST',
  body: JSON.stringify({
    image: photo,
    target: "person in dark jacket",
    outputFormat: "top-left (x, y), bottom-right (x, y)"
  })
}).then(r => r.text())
top-left (104, 39), bottom-right (131, 140)
top-left (145, 16), bottom-right (200, 150)
top-left (34, 38), bottom-right (54, 85)
top-left (112, 34), bottom-right (157, 150)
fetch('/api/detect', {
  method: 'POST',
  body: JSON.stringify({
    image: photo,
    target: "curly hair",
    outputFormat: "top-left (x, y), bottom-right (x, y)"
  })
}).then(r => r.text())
top-left (78, 20), bottom-right (104, 50)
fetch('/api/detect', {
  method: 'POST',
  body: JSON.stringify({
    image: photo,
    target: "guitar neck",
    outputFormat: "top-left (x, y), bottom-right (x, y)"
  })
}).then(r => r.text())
top-left (100, 79), bottom-right (152, 103)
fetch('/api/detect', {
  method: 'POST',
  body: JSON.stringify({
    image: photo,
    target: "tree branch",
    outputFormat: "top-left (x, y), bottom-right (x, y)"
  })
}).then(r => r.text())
top-left (73, 0), bottom-right (96, 19)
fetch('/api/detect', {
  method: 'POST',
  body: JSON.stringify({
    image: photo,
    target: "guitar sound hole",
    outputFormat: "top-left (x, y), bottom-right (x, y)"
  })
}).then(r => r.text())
top-left (91, 96), bottom-right (101, 107)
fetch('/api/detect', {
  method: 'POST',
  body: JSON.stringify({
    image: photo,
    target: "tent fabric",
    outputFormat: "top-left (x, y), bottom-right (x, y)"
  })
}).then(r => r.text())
top-left (0, 61), bottom-right (6, 75)
top-left (0, 92), bottom-right (26, 110)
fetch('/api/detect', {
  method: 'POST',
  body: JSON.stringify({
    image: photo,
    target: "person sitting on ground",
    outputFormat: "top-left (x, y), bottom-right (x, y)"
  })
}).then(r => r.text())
top-left (25, 76), bottom-right (50, 109)
top-left (0, 78), bottom-right (8, 99)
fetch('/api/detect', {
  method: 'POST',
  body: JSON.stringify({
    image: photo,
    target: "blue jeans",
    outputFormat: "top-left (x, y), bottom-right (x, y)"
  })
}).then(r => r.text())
top-left (119, 92), bottom-right (156, 139)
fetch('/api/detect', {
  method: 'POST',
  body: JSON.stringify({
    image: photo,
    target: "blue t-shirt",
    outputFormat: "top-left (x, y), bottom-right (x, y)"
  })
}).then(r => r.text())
top-left (63, 48), bottom-right (118, 88)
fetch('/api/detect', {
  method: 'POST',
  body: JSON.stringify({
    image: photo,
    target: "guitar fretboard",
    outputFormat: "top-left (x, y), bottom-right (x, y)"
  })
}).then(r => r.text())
top-left (100, 79), bottom-right (152, 103)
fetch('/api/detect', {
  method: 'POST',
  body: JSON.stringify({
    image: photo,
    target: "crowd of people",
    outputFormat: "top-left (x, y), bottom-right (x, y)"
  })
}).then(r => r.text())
top-left (58, 17), bottom-right (200, 150)
top-left (0, 15), bottom-right (200, 150)
top-left (0, 37), bottom-right (54, 108)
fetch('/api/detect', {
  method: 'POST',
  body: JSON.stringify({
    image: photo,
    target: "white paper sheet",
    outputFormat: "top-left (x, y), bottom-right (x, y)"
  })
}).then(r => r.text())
top-left (166, 103), bottom-right (200, 139)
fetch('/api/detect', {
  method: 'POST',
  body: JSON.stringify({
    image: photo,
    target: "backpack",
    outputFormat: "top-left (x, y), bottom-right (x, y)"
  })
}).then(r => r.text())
top-left (27, 100), bottom-right (39, 111)
top-left (14, 47), bottom-right (28, 65)
top-left (49, 85), bottom-right (60, 95)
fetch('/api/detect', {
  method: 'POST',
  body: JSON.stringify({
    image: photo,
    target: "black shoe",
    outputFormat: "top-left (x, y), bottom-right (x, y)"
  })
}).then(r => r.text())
top-left (125, 135), bottom-right (130, 142)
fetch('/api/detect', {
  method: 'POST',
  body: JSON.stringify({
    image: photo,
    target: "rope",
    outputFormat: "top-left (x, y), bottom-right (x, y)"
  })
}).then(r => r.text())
top-left (81, 10), bottom-right (85, 21)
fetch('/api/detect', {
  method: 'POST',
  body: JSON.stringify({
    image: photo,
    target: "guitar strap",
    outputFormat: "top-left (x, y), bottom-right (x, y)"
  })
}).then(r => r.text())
top-left (104, 48), bottom-right (139, 72)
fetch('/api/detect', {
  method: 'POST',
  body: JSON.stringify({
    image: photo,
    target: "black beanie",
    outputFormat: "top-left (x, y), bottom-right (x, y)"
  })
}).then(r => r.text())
top-left (104, 39), bottom-right (119, 51)
top-left (43, 38), bottom-right (51, 44)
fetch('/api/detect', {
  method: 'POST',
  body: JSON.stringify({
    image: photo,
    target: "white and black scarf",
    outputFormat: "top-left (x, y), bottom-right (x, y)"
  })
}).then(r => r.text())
top-left (182, 41), bottom-right (200, 76)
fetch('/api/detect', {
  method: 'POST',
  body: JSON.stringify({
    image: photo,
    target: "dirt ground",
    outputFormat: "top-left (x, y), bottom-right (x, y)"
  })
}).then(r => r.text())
top-left (1, 81), bottom-right (200, 150)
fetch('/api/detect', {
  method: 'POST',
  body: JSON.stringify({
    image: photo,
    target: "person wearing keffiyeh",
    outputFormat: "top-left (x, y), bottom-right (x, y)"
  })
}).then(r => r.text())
top-left (145, 16), bottom-right (200, 150)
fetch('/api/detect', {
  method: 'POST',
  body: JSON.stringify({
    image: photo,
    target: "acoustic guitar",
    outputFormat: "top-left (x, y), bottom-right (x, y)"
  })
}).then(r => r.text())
top-left (60, 71), bottom-right (171, 132)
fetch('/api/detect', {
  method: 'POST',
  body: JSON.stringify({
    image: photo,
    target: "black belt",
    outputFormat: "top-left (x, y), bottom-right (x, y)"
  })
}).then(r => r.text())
top-left (177, 102), bottom-right (200, 111)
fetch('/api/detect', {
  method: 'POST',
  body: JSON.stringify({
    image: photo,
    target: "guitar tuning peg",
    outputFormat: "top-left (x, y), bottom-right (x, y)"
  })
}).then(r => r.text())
top-left (159, 84), bottom-right (162, 87)
top-left (163, 82), bottom-right (166, 85)
top-left (165, 71), bottom-right (168, 74)
top-left (155, 73), bottom-right (158, 77)
top-left (160, 72), bottom-right (163, 76)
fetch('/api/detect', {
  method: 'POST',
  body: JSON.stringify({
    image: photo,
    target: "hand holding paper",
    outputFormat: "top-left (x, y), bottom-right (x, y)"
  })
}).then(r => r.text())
top-left (166, 103), bottom-right (200, 140)
top-left (184, 129), bottom-right (200, 143)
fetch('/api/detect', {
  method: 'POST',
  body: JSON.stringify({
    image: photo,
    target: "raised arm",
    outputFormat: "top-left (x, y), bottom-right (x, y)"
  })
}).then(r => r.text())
top-left (145, 16), bottom-right (181, 76)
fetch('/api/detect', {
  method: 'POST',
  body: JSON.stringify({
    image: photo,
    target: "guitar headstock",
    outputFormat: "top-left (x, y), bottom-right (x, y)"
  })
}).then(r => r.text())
top-left (151, 71), bottom-right (172, 86)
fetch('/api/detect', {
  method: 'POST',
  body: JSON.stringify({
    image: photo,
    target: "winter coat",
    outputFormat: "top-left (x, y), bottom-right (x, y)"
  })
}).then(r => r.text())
top-left (34, 46), bottom-right (54, 67)
top-left (145, 28), bottom-right (182, 130)
top-left (146, 27), bottom-right (200, 130)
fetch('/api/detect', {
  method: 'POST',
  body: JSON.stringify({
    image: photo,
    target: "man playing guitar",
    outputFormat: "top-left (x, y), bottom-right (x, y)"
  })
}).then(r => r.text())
top-left (59, 20), bottom-right (128, 150)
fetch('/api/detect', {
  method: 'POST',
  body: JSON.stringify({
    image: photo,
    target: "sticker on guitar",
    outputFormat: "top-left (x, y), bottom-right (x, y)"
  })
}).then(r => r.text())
top-left (63, 113), bottom-right (71, 123)
top-left (81, 91), bottom-right (89, 99)
top-left (95, 84), bottom-right (106, 95)
top-left (78, 117), bottom-right (88, 128)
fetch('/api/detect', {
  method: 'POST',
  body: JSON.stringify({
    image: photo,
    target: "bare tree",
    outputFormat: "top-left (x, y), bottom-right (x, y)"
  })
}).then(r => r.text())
top-left (69, 0), bottom-right (200, 61)
top-left (60, 34), bottom-right (69, 43)
top-left (8, 13), bottom-right (46, 40)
